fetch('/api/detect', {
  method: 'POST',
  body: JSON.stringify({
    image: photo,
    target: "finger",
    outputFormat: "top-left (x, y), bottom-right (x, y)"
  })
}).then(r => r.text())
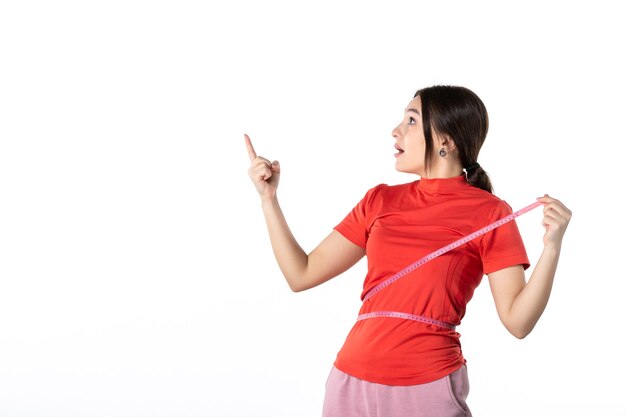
top-left (542, 212), bottom-right (570, 231)
top-left (543, 202), bottom-right (572, 219)
top-left (536, 194), bottom-right (559, 205)
top-left (537, 194), bottom-right (567, 208)
top-left (250, 164), bottom-right (272, 181)
top-left (541, 212), bottom-right (562, 226)
top-left (542, 216), bottom-right (568, 234)
top-left (542, 202), bottom-right (562, 215)
top-left (542, 211), bottom-right (562, 224)
top-left (248, 159), bottom-right (273, 181)
top-left (536, 195), bottom-right (571, 214)
top-left (244, 133), bottom-right (258, 163)
top-left (252, 156), bottom-right (272, 166)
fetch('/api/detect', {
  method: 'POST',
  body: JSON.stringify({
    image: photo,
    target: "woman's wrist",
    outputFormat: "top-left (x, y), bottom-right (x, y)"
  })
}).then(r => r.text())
top-left (543, 241), bottom-right (562, 253)
top-left (261, 194), bottom-right (278, 209)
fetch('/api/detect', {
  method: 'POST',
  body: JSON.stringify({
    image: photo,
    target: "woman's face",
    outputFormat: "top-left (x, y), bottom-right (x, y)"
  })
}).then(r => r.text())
top-left (392, 96), bottom-right (427, 175)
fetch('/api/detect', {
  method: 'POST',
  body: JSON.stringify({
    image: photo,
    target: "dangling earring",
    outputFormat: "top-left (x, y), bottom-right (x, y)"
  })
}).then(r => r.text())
top-left (439, 148), bottom-right (447, 157)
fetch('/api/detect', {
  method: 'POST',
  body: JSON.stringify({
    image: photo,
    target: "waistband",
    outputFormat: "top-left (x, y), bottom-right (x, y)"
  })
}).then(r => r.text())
top-left (357, 311), bottom-right (456, 330)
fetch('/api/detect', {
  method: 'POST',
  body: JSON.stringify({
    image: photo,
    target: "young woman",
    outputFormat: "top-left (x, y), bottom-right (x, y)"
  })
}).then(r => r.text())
top-left (245, 85), bottom-right (572, 417)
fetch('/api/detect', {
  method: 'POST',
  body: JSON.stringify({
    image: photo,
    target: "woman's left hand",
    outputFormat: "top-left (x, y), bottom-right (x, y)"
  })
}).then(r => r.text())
top-left (536, 194), bottom-right (572, 247)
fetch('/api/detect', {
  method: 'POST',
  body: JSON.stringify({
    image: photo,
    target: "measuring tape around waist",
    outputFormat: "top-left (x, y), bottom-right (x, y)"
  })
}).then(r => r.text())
top-left (356, 200), bottom-right (543, 329)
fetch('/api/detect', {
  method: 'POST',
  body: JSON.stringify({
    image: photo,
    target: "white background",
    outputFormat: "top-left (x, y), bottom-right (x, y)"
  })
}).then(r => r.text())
top-left (1, 1), bottom-right (624, 416)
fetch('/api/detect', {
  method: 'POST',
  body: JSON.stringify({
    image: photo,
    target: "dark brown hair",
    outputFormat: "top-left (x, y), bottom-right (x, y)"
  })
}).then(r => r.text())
top-left (414, 85), bottom-right (493, 193)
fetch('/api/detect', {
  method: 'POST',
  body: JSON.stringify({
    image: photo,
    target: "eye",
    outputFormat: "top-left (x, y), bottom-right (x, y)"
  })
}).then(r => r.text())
top-left (408, 116), bottom-right (416, 125)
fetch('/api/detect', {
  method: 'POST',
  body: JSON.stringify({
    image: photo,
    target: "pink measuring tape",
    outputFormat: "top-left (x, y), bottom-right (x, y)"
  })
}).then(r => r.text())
top-left (356, 200), bottom-right (543, 330)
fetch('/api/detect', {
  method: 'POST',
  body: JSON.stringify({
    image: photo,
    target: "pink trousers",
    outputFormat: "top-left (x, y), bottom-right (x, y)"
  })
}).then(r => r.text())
top-left (322, 365), bottom-right (472, 417)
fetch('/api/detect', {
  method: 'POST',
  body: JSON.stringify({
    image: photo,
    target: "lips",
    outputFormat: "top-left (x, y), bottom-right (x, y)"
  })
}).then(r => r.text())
top-left (394, 144), bottom-right (404, 158)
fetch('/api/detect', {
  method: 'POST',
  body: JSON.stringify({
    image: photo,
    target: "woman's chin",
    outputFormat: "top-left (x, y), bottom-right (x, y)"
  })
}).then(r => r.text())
top-left (394, 164), bottom-right (420, 176)
top-left (395, 160), bottom-right (422, 177)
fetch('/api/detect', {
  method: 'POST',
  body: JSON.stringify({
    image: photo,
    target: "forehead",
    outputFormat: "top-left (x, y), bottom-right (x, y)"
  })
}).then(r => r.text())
top-left (405, 96), bottom-right (422, 113)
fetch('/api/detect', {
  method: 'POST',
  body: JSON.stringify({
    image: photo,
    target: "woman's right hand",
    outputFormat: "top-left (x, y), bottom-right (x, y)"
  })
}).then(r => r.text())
top-left (245, 134), bottom-right (280, 201)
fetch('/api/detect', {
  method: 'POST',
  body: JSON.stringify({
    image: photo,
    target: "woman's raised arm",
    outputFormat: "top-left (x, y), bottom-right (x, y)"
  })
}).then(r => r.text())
top-left (246, 134), bottom-right (365, 292)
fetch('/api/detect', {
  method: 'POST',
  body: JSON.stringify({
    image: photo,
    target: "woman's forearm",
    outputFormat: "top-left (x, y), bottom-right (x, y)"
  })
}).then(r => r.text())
top-left (260, 196), bottom-right (309, 291)
top-left (508, 243), bottom-right (561, 338)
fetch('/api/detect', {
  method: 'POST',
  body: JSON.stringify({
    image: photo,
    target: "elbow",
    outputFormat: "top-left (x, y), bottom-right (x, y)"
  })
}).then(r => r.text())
top-left (287, 278), bottom-right (310, 293)
top-left (511, 329), bottom-right (529, 339)
top-left (502, 315), bottom-right (532, 339)
top-left (287, 270), bottom-right (324, 293)
top-left (288, 281), bottom-right (303, 292)
top-left (283, 270), bottom-right (306, 292)
top-left (508, 323), bottom-right (533, 339)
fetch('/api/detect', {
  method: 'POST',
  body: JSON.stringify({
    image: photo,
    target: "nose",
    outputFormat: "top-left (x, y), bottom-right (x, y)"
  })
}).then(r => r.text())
top-left (391, 123), bottom-right (401, 139)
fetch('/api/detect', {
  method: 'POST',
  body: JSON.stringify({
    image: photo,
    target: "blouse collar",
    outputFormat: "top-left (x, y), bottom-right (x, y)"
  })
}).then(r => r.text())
top-left (416, 174), bottom-right (469, 192)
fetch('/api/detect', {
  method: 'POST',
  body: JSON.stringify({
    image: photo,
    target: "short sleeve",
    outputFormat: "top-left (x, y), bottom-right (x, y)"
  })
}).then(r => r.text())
top-left (333, 184), bottom-right (385, 249)
top-left (479, 200), bottom-right (531, 274)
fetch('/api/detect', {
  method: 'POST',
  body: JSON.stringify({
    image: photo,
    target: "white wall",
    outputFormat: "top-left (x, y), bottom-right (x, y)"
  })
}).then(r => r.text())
top-left (1, 1), bottom-right (623, 416)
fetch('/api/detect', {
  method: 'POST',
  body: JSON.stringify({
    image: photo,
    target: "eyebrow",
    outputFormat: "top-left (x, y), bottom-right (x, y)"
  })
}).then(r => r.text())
top-left (405, 108), bottom-right (420, 115)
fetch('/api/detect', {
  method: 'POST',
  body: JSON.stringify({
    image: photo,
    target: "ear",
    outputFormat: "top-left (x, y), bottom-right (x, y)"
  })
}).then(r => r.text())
top-left (438, 134), bottom-right (457, 152)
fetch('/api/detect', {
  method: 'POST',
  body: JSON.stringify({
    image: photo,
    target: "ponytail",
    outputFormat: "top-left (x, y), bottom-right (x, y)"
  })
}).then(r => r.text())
top-left (464, 162), bottom-right (493, 193)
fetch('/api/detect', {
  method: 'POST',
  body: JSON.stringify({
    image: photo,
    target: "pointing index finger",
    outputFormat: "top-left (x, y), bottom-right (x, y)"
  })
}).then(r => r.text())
top-left (244, 133), bottom-right (257, 162)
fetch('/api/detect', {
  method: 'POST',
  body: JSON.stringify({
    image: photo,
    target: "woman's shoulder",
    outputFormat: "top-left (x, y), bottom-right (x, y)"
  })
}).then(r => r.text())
top-left (364, 181), bottom-right (415, 200)
top-left (374, 180), bottom-right (416, 193)
top-left (466, 187), bottom-right (516, 218)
